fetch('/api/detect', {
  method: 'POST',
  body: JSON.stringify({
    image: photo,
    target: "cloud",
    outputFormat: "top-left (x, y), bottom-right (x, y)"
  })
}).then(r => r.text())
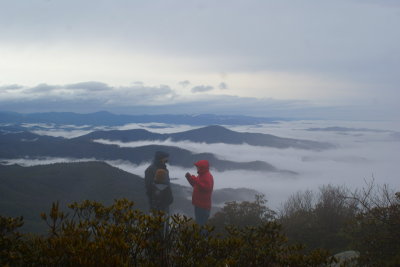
top-left (219, 82), bottom-right (228, 90)
top-left (178, 80), bottom-right (191, 87)
top-left (1, 83), bottom-right (397, 120)
top-left (65, 81), bottom-right (112, 91)
top-left (191, 85), bottom-right (214, 93)
top-left (0, 1), bottom-right (399, 91)
top-left (352, 0), bottom-right (400, 7)
top-left (0, 81), bottom-right (180, 108)
top-left (27, 83), bottom-right (60, 93)
top-left (1, 157), bottom-right (98, 167)
top-left (0, 1), bottom-right (399, 118)
top-left (0, 84), bottom-right (23, 90)
top-left (32, 128), bottom-right (96, 139)
top-left (98, 121), bottom-right (400, 207)
top-left (113, 84), bottom-right (177, 105)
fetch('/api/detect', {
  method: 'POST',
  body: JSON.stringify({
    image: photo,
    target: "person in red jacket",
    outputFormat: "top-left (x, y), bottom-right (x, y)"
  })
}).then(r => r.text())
top-left (185, 160), bottom-right (214, 226)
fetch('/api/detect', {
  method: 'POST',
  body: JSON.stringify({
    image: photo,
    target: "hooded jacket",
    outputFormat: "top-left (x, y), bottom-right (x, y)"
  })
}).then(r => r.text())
top-left (144, 151), bottom-right (171, 209)
top-left (186, 160), bottom-right (214, 210)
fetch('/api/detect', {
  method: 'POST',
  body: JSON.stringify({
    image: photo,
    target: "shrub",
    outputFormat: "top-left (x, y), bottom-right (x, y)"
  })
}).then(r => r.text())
top-left (1, 198), bottom-right (331, 266)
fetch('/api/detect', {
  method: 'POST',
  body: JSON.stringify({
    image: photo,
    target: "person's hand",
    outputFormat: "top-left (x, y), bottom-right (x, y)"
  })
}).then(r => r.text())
top-left (185, 172), bottom-right (191, 179)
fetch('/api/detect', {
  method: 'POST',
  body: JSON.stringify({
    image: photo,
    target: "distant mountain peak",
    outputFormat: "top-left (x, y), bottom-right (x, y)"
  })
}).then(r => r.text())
top-left (190, 125), bottom-right (233, 133)
top-left (93, 111), bottom-right (113, 115)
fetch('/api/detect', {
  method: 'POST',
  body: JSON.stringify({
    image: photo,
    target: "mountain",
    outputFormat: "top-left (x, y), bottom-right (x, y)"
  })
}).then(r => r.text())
top-left (0, 130), bottom-right (291, 173)
top-left (77, 125), bottom-right (334, 150)
top-left (0, 161), bottom-right (260, 233)
top-left (0, 161), bottom-right (149, 233)
top-left (306, 126), bottom-right (390, 133)
top-left (0, 111), bottom-right (289, 126)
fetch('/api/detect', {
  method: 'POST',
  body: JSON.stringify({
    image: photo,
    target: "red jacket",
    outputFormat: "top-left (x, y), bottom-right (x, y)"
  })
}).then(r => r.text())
top-left (186, 160), bottom-right (214, 210)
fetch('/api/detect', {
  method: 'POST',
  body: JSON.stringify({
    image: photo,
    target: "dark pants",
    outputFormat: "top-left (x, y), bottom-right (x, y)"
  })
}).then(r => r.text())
top-left (194, 206), bottom-right (210, 226)
top-left (161, 206), bottom-right (170, 237)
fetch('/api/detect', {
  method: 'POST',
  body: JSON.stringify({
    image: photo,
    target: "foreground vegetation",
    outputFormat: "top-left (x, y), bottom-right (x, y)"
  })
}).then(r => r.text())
top-left (209, 181), bottom-right (400, 266)
top-left (1, 199), bottom-right (331, 266)
top-left (278, 182), bottom-right (400, 266)
top-left (1, 180), bottom-right (399, 266)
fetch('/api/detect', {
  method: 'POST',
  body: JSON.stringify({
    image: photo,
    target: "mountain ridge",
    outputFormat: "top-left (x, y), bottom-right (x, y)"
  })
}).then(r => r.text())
top-left (76, 125), bottom-right (334, 150)
top-left (0, 111), bottom-right (290, 126)
top-left (0, 161), bottom-right (260, 233)
top-left (0, 130), bottom-right (293, 173)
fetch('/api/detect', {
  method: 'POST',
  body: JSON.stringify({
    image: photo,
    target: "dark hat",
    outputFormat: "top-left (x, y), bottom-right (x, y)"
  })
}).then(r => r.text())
top-left (154, 151), bottom-right (169, 160)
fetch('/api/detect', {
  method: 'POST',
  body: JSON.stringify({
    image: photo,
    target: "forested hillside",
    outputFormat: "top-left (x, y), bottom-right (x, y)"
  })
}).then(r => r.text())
top-left (0, 161), bottom-right (259, 233)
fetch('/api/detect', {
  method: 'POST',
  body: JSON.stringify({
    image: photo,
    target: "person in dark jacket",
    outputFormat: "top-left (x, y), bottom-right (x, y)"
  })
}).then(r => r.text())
top-left (145, 151), bottom-right (173, 212)
top-left (185, 160), bottom-right (214, 226)
top-left (152, 168), bottom-right (173, 211)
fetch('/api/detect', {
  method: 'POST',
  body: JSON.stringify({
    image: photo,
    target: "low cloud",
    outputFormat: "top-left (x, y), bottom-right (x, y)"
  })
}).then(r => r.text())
top-left (91, 121), bottom-right (400, 208)
top-left (191, 85), bottom-right (214, 93)
top-left (32, 128), bottom-right (95, 138)
top-left (1, 157), bottom-right (98, 167)
top-left (2, 120), bottom-right (399, 209)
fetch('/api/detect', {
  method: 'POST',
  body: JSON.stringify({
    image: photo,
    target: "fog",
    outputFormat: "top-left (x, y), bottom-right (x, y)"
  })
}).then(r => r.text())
top-left (29, 123), bottom-right (197, 138)
top-left (94, 121), bottom-right (400, 208)
top-left (4, 120), bottom-right (400, 209)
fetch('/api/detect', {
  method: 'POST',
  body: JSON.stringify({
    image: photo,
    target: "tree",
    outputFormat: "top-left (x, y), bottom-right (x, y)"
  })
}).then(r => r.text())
top-left (0, 216), bottom-right (25, 266)
top-left (1, 198), bottom-right (331, 266)
top-left (209, 194), bottom-right (276, 234)
top-left (347, 180), bottom-right (400, 266)
top-left (278, 185), bottom-right (357, 253)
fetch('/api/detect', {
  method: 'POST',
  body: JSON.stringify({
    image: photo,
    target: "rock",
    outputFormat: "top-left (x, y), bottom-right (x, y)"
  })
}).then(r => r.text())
top-left (330, 250), bottom-right (360, 267)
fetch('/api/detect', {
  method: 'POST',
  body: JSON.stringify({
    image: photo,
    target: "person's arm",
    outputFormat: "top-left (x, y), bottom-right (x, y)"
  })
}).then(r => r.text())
top-left (195, 176), bottom-right (213, 192)
top-left (165, 169), bottom-right (171, 185)
top-left (144, 168), bottom-right (154, 198)
top-left (186, 174), bottom-right (212, 191)
top-left (185, 172), bottom-right (196, 187)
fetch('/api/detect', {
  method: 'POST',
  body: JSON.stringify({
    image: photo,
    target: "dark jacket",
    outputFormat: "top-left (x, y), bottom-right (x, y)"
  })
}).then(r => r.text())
top-left (144, 151), bottom-right (173, 210)
top-left (152, 177), bottom-right (173, 211)
top-left (186, 160), bottom-right (214, 210)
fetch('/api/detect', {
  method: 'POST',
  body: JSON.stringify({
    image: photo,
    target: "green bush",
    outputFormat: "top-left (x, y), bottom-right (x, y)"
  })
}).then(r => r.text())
top-left (278, 185), bottom-right (357, 253)
top-left (1, 198), bottom-right (331, 266)
top-left (209, 194), bottom-right (276, 234)
top-left (0, 215), bottom-right (25, 266)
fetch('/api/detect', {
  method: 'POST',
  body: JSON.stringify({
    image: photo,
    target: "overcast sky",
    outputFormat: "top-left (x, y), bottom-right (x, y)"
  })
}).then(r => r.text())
top-left (0, 0), bottom-right (399, 119)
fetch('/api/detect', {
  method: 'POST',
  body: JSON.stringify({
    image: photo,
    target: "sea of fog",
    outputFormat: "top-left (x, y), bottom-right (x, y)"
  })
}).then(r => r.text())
top-left (5, 120), bottom-right (400, 209)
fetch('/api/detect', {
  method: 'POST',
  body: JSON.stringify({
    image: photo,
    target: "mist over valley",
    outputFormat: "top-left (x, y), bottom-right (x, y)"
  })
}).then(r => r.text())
top-left (1, 112), bottom-right (399, 210)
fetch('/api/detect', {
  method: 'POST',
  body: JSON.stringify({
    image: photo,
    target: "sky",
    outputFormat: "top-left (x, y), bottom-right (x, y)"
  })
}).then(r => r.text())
top-left (0, 0), bottom-right (399, 120)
